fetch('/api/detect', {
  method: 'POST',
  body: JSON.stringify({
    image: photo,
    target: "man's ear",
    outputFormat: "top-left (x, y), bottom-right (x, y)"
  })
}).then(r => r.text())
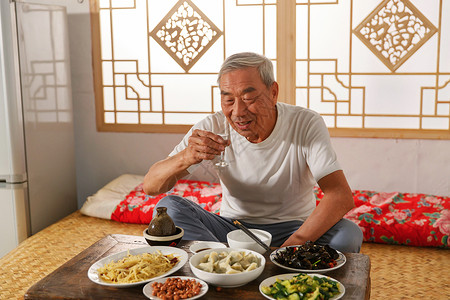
top-left (270, 81), bottom-right (279, 103)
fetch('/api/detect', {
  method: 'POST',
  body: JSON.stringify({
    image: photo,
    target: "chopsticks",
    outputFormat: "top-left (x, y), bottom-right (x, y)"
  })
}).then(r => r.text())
top-left (232, 220), bottom-right (271, 252)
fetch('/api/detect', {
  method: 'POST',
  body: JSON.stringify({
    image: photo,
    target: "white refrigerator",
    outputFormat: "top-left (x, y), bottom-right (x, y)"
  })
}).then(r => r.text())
top-left (0, 0), bottom-right (77, 257)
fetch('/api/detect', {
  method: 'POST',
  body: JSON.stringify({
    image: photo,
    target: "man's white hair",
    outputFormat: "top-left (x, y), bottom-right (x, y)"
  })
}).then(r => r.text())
top-left (217, 52), bottom-right (275, 88)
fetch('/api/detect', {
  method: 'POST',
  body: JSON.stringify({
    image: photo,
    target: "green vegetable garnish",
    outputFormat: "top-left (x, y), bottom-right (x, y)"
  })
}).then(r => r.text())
top-left (262, 273), bottom-right (340, 300)
top-left (312, 259), bottom-right (321, 266)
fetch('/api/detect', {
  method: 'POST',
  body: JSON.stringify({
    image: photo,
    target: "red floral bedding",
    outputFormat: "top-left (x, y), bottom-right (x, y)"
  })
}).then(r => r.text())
top-left (314, 188), bottom-right (449, 248)
top-left (111, 180), bottom-right (222, 225)
top-left (111, 180), bottom-right (449, 248)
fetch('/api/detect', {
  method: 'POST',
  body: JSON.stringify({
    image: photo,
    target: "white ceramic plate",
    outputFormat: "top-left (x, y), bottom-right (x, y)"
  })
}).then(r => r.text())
top-left (87, 246), bottom-right (188, 288)
top-left (259, 273), bottom-right (345, 300)
top-left (143, 276), bottom-right (208, 299)
top-left (270, 246), bottom-right (346, 273)
top-left (188, 241), bottom-right (227, 254)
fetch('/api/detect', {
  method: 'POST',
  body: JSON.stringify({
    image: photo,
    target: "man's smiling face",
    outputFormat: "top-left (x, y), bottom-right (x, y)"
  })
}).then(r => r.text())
top-left (220, 67), bottom-right (278, 143)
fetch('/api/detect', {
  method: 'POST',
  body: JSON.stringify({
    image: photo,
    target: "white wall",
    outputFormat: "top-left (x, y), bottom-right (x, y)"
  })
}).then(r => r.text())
top-left (63, 1), bottom-right (449, 208)
top-left (332, 138), bottom-right (450, 195)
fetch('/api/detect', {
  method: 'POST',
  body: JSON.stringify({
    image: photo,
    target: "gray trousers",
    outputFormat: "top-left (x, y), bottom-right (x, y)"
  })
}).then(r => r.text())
top-left (154, 195), bottom-right (363, 253)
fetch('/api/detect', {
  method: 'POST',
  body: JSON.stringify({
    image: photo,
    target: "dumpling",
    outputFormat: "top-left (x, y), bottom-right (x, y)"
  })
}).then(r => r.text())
top-left (197, 260), bottom-right (214, 272)
top-left (216, 254), bottom-right (232, 273)
top-left (244, 262), bottom-right (258, 272)
top-left (240, 255), bottom-right (253, 269)
top-left (230, 262), bottom-right (244, 272)
top-left (240, 253), bottom-right (260, 269)
top-left (218, 251), bottom-right (229, 258)
top-left (209, 251), bottom-right (219, 263)
top-left (228, 251), bottom-right (244, 264)
top-left (197, 251), bottom-right (219, 273)
top-left (200, 251), bottom-right (217, 263)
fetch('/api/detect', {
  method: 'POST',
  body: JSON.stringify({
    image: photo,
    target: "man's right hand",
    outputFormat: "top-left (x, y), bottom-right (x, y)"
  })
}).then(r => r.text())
top-left (182, 129), bottom-right (230, 165)
top-left (143, 129), bottom-right (230, 196)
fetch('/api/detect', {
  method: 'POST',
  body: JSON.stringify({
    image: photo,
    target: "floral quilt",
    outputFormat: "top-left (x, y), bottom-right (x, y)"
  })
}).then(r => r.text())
top-left (111, 180), bottom-right (222, 225)
top-left (314, 188), bottom-right (449, 248)
top-left (111, 180), bottom-right (449, 248)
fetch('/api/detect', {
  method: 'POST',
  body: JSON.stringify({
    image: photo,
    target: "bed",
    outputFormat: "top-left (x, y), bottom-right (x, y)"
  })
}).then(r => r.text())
top-left (0, 174), bottom-right (449, 299)
top-left (82, 174), bottom-right (450, 248)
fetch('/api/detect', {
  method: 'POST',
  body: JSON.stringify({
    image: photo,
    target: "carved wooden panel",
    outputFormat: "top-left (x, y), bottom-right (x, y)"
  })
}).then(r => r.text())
top-left (295, 0), bottom-right (449, 138)
top-left (90, 0), bottom-right (449, 138)
top-left (150, 0), bottom-right (222, 72)
top-left (90, 0), bottom-right (275, 133)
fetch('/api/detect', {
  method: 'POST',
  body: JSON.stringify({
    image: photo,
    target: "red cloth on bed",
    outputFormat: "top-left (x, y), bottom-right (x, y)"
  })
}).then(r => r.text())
top-left (111, 180), bottom-right (222, 225)
top-left (112, 180), bottom-right (449, 248)
top-left (314, 187), bottom-right (449, 247)
top-left (343, 191), bottom-right (449, 247)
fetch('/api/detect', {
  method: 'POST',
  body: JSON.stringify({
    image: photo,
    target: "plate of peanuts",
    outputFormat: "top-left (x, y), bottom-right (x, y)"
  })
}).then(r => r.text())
top-left (143, 276), bottom-right (208, 300)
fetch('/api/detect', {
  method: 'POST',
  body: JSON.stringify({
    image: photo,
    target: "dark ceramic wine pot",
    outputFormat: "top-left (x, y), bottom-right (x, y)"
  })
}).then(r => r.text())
top-left (147, 207), bottom-right (176, 236)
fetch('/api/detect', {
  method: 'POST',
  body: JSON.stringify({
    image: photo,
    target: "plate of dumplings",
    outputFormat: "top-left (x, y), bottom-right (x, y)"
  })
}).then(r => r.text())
top-left (189, 248), bottom-right (266, 287)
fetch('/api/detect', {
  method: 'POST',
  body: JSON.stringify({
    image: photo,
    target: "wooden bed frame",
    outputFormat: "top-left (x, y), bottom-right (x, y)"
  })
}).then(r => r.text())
top-left (0, 210), bottom-right (448, 299)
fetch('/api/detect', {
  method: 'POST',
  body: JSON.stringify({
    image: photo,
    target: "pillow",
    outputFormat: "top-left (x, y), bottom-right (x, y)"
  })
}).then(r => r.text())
top-left (80, 174), bottom-right (145, 219)
top-left (110, 179), bottom-right (222, 224)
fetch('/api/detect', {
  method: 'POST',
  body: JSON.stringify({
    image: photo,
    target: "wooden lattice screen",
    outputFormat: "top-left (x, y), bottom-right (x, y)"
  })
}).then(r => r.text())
top-left (90, 0), bottom-right (450, 139)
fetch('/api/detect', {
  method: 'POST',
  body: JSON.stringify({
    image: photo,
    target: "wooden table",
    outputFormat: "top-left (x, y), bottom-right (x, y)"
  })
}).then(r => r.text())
top-left (25, 234), bottom-right (371, 299)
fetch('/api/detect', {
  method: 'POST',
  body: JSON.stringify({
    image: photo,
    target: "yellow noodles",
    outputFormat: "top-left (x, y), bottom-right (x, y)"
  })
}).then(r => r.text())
top-left (97, 250), bottom-right (178, 284)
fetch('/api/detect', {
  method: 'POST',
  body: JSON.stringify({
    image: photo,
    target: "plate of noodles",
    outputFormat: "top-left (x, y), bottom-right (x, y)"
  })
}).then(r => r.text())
top-left (88, 246), bottom-right (188, 287)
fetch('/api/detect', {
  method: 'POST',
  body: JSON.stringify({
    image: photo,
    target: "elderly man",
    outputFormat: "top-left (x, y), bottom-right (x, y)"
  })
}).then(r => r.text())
top-left (143, 52), bottom-right (363, 252)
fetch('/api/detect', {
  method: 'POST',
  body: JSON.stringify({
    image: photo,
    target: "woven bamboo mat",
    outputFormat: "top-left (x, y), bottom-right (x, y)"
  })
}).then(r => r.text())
top-left (0, 211), bottom-right (147, 299)
top-left (0, 211), bottom-right (448, 299)
top-left (360, 242), bottom-right (449, 299)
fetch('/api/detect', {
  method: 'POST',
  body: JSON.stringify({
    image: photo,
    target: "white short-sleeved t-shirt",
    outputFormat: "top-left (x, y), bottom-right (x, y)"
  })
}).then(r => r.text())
top-left (169, 102), bottom-right (341, 224)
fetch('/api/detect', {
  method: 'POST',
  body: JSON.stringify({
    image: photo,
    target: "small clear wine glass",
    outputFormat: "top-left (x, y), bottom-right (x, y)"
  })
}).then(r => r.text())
top-left (215, 122), bottom-right (229, 168)
top-left (215, 133), bottom-right (229, 167)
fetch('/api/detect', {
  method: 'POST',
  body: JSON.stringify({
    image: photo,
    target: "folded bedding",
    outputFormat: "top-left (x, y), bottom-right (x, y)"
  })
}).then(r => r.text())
top-left (80, 174), bottom-right (449, 248)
